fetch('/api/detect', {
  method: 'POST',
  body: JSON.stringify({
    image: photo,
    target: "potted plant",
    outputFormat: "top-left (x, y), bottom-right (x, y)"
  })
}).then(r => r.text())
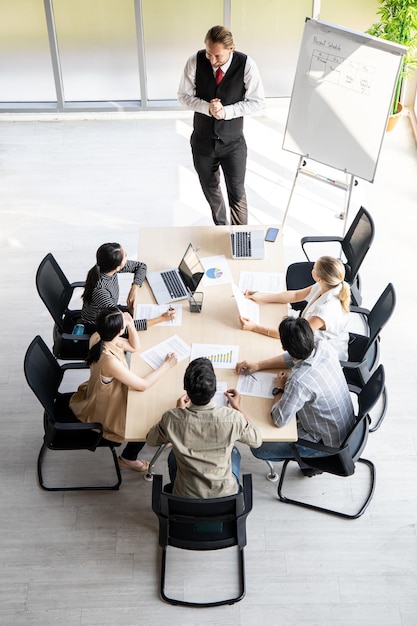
top-left (366, 0), bottom-right (417, 129)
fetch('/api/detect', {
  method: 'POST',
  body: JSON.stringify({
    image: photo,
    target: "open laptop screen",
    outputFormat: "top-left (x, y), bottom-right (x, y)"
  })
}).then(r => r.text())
top-left (178, 244), bottom-right (205, 293)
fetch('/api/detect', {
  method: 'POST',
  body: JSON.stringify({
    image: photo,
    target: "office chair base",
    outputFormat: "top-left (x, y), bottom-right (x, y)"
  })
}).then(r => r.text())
top-left (264, 461), bottom-right (279, 482)
top-left (160, 549), bottom-right (246, 607)
top-left (37, 444), bottom-right (122, 491)
top-left (144, 443), bottom-right (169, 481)
top-left (277, 457), bottom-right (376, 519)
top-left (266, 472), bottom-right (279, 482)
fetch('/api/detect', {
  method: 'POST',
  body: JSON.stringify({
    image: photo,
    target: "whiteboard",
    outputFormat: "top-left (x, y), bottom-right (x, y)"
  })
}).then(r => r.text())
top-left (283, 18), bottom-right (406, 182)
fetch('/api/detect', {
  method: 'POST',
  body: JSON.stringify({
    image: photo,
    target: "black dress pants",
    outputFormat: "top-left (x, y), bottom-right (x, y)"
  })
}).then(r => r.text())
top-left (191, 134), bottom-right (248, 225)
top-left (120, 441), bottom-right (145, 460)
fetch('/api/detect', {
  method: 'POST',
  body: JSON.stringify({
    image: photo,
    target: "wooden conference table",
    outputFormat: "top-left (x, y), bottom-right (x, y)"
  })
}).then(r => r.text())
top-left (125, 225), bottom-right (297, 442)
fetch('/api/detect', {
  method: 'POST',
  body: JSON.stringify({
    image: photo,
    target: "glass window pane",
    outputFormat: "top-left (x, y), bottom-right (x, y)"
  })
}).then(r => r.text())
top-left (0, 0), bottom-right (56, 102)
top-left (53, 0), bottom-right (140, 101)
top-left (142, 0), bottom-right (223, 101)
top-left (320, 0), bottom-right (379, 33)
top-left (231, 0), bottom-right (313, 97)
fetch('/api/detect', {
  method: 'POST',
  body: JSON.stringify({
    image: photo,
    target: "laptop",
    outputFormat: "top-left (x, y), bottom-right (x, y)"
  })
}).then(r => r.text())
top-left (230, 228), bottom-right (265, 260)
top-left (146, 243), bottom-right (205, 305)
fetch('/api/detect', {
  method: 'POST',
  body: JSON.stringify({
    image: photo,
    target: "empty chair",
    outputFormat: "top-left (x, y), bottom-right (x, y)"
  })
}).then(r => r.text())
top-left (275, 365), bottom-right (385, 519)
top-left (36, 252), bottom-right (90, 360)
top-left (151, 473), bottom-right (253, 607)
top-left (24, 335), bottom-right (122, 491)
top-left (342, 283), bottom-right (396, 431)
top-left (286, 206), bottom-right (375, 310)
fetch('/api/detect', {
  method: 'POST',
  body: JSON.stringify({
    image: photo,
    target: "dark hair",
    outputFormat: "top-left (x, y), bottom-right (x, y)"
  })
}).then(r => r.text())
top-left (86, 307), bottom-right (124, 365)
top-left (279, 317), bottom-right (315, 360)
top-left (183, 357), bottom-right (216, 405)
top-left (82, 242), bottom-right (123, 304)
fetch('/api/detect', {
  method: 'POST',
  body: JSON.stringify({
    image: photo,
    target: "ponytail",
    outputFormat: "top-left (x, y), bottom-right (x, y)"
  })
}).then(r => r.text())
top-left (85, 306), bottom-right (124, 364)
top-left (339, 281), bottom-right (351, 313)
top-left (86, 339), bottom-right (103, 365)
top-left (82, 265), bottom-right (100, 304)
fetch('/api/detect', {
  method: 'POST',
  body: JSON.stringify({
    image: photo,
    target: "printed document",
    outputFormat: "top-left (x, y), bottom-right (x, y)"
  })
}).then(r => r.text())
top-left (140, 334), bottom-right (191, 369)
top-left (135, 303), bottom-right (183, 326)
top-left (231, 282), bottom-right (260, 322)
top-left (238, 271), bottom-right (284, 294)
top-left (190, 343), bottom-right (239, 369)
top-left (236, 371), bottom-right (276, 398)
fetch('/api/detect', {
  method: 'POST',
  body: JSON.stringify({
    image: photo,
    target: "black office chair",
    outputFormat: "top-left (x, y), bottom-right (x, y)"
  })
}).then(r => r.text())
top-left (342, 283), bottom-right (396, 431)
top-left (275, 365), bottom-right (385, 519)
top-left (286, 206), bottom-right (375, 310)
top-left (36, 252), bottom-right (90, 360)
top-left (24, 335), bottom-right (122, 491)
top-left (151, 473), bottom-right (253, 607)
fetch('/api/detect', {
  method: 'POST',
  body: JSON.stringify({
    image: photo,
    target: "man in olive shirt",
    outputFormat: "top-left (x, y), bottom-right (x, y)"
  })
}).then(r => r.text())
top-left (146, 357), bottom-right (261, 498)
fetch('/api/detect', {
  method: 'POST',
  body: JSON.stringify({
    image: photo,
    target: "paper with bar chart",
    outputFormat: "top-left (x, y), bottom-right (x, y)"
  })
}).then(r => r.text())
top-left (190, 343), bottom-right (239, 369)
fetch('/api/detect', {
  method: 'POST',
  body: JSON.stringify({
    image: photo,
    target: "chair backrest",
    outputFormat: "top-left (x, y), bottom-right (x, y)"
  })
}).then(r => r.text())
top-left (357, 363), bottom-right (385, 422)
top-left (341, 207), bottom-right (375, 281)
top-left (152, 474), bottom-right (252, 552)
top-left (24, 335), bottom-right (63, 418)
top-left (345, 365), bottom-right (385, 460)
top-left (295, 365), bottom-right (385, 477)
top-left (367, 283), bottom-right (396, 346)
top-left (36, 253), bottom-right (74, 330)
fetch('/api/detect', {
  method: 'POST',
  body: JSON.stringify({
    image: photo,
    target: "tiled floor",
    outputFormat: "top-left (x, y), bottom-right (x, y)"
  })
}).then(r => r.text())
top-left (0, 100), bottom-right (416, 625)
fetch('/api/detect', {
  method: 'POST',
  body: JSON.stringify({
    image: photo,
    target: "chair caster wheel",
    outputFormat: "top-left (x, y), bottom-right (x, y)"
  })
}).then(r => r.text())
top-left (143, 472), bottom-right (154, 482)
top-left (266, 472), bottom-right (279, 482)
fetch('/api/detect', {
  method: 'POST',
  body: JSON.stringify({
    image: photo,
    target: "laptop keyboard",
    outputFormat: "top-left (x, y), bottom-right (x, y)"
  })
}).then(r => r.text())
top-left (232, 231), bottom-right (251, 257)
top-left (161, 270), bottom-right (187, 298)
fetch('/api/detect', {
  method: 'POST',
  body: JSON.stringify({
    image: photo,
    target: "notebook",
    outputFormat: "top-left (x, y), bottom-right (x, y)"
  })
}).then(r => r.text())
top-left (230, 228), bottom-right (265, 260)
top-left (146, 243), bottom-right (205, 305)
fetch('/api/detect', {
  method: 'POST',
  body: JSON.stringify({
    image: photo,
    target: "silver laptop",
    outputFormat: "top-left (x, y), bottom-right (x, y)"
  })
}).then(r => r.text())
top-left (230, 228), bottom-right (265, 259)
top-left (146, 243), bottom-right (205, 305)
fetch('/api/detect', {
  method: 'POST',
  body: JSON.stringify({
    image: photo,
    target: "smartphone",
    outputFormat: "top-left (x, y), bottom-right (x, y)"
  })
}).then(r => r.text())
top-left (265, 227), bottom-right (279, 242)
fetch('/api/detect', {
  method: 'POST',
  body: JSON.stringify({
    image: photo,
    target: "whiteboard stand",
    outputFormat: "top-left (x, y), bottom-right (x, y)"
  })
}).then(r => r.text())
top-left (281, 156), bottom-right (357, 235)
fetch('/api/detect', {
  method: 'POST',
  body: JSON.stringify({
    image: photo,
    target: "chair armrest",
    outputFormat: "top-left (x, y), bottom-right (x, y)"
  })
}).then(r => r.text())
top-left (242, 474), bottom-right (253, 514)
top-left (291, 439), bottom-right (339, 456)
top-left (54, 420), bottom-right (103, 433)
top-left (70, 281), bottom-right (85, 288)
top-left (301, 235), bottom-right (343, 260)
top-left (60, 361), bottom-right (88, 372)
top-left (340, 359), bottom-right (364, 369)
top-left (349, 305), bottom-right (370, 316)
top-left (61, 332), bottom-right (91, 342)
top-left (151, 474), bottom-right (164, 515)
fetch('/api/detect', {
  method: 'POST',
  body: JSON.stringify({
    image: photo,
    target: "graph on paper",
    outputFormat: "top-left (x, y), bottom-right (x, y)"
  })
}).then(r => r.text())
top-left (190, 343), bottom-right (239, 369)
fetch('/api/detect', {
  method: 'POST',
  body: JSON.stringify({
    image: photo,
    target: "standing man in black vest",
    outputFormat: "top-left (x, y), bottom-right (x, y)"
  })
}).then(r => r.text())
top-left (178, 25), bottom-right (265, 225)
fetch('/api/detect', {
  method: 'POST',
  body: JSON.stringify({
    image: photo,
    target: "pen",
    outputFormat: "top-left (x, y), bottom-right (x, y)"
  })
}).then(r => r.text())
top-left (168, 306), bottom-right (174, 323)
top-left (241, 366), bottom-right (257, 381)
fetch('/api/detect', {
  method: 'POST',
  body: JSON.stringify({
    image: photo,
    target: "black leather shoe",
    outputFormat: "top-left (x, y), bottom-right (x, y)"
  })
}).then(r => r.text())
top-left (300, 468), bottom-right (323, 477)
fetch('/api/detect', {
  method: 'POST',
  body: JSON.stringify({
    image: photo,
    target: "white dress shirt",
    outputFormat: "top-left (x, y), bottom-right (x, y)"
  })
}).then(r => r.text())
top-left (178, 51), bottom-right (265, 119)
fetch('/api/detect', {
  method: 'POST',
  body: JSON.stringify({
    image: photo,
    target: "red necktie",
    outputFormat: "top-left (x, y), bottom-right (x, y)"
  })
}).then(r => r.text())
top-left (215, 68), bottom-right (224, 85)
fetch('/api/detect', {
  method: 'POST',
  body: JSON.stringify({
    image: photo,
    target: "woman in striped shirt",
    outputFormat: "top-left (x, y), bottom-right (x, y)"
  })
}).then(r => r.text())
top-left (81, 242), bottom-right (175, 331)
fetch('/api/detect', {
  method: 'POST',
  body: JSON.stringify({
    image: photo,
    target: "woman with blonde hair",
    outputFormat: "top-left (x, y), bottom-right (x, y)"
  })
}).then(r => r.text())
top-left (239, 256), bottom-right (351, 361)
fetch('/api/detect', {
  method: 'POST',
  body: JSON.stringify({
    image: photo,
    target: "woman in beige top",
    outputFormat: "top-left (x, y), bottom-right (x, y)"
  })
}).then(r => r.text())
top-left (70, 306), bottom-right (177, 472)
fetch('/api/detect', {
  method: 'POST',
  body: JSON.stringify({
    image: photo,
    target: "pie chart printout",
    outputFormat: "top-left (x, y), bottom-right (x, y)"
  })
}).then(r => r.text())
top-left (206, 267), bottom-right (223, 280)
